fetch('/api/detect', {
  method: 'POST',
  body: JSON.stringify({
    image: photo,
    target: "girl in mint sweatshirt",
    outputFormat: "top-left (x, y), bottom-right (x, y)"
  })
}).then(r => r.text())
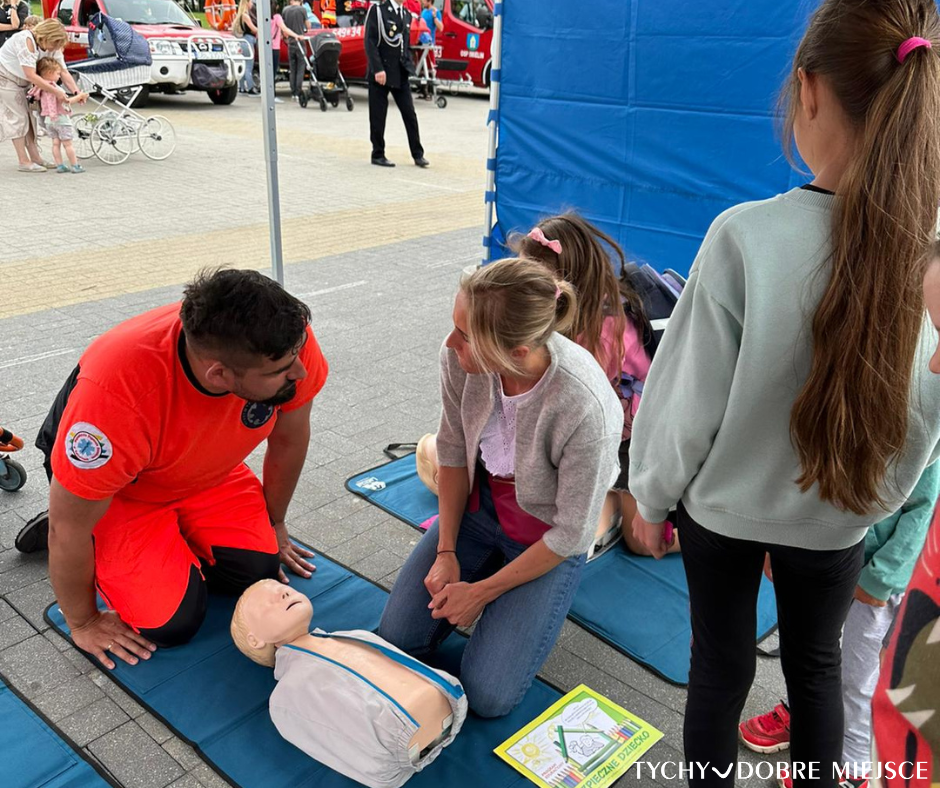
top-left (628, 0), bottom-right (940, 784)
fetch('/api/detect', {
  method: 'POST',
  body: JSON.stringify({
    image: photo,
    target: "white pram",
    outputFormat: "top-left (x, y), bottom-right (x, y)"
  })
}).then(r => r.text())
top-left (68, 13), bottom-right (176, 165)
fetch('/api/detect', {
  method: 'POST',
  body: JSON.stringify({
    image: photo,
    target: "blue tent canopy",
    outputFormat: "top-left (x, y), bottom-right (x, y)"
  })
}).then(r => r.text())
top-left (490, 0), bottom-right (819, 274)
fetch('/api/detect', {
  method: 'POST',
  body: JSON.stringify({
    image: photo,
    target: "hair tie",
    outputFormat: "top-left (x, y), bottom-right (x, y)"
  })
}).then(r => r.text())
top-left (897, 36), bottom-right (932, 64)
top-left (554, 286), bottom-right (562, 301)
top-left (528, 227), bottom-right (562, 255)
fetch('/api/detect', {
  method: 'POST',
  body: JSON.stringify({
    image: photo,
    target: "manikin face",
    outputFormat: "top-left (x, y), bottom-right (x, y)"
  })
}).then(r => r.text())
top-left (242, 579), bottom-right (313, 649)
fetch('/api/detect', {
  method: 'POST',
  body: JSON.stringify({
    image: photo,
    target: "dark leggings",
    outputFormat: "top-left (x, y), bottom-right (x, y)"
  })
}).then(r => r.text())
top-left (679, 504), bottom-right (865, 788)
top-left (137, 546), bottom-right (279, 648)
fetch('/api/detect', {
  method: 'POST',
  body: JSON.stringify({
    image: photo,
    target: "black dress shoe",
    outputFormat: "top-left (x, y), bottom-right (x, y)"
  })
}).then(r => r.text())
top-left (15, 510), bottom-right (49, 554)
top-left (414, 157), bottom-right (430, 168)
top-left (371, 157), bottom-right (395, 167)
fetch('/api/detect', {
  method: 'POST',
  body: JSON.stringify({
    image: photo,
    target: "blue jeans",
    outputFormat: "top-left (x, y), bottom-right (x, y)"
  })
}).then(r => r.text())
top-left (240, 34), bottom-right (256, 91)
top-left (378, 474), bottom-right (584, 717)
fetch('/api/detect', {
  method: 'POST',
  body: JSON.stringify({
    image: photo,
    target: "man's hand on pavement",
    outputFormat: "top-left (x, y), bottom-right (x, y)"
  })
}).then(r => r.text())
top-left (70, 610), bottom-right (156, 670)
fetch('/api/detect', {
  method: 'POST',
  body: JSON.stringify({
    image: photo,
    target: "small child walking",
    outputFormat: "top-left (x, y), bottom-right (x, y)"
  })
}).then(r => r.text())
top-left (29, 57), bottom-right (85, 174)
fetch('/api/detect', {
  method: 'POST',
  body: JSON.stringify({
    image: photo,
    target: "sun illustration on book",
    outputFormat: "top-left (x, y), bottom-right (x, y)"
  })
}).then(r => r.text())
top-left (511, 732), bottom-right (555, 769)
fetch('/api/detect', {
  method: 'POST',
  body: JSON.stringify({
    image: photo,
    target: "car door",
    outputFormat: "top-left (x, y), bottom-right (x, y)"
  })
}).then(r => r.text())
top-left (439, 0), bottom-right (491, 87)
top-left (56, 0), bottom-right (87, 62)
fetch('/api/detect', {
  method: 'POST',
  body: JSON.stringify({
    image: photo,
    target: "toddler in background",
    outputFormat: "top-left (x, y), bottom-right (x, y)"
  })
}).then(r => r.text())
top-left (28, 57), bottom-right (86, 173)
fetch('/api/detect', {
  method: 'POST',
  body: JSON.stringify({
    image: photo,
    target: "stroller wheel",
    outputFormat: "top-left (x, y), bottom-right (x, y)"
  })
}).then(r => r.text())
top-left (319, 97), bottom-right (328, 112)
top-left (299, 91), bottom-right (308, 108)
top-left (436, 95), bottom-right (448, 109)
top-left (345, 95), bottom-right (354, 111)
top-left (0, 457), bottom-right (26, 492)
top-left (74, 115), bottom-right (96, 160)
top-left (137, 115), bottom-right (177, 161)
top-left (91, 117), bottom-right (134, 165)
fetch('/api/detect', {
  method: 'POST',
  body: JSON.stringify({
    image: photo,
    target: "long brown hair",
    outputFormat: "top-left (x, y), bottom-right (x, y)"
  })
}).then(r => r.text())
top-left (460, 258), bottom-right (578, 378)
top-left (784, 0), bottom-right (940, 514)
top-left (510, 213), bottom-right (647, 378)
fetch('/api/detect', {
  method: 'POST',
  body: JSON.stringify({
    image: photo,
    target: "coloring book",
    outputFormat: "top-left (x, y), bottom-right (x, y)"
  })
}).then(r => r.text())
top-left (494, 685), bottom-right (663, 788)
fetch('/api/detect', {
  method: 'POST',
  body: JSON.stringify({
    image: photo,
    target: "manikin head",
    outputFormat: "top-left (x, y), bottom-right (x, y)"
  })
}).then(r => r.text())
top-left (231, 579), bottom-right (313, 667)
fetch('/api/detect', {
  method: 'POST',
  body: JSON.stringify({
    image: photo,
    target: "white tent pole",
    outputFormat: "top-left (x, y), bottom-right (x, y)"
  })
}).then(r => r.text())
top-left (257, 0), bottom-right (285, 284)
top-left (481, 1), bottom-right (503, 265)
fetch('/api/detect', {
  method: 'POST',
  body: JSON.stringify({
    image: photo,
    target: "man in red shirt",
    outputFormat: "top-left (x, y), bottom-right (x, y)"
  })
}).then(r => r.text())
top-left (20, 269), bottom-right (328, 670)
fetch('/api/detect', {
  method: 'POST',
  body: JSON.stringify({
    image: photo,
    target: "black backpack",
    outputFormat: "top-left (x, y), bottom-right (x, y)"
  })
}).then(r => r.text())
top-left (621, 263), bottom-right (682, 361)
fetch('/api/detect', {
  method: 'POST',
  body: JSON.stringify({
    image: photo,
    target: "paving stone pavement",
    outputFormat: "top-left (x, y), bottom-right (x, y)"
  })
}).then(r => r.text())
top-left (0, 85), bottom-right (787, 788)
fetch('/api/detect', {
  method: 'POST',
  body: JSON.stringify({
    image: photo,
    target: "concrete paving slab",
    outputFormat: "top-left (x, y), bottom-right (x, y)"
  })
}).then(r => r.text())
top-left (88, 721), bottom-right (185, 788)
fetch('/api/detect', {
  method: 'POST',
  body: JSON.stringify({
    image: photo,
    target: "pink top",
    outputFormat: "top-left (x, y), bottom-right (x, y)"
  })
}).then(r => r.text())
top-left (579, 314), bottom-right (650, 440)
top-left (28, 85), bottom-right (68, 121)
top-left (271, 14), bottom-right (283, 48)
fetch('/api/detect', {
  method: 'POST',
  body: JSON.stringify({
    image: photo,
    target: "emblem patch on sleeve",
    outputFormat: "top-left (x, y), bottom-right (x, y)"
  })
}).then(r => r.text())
top-left (241, 402), bottom-right (275, 429)
top-left (65, 422), bottom-right (113, 469)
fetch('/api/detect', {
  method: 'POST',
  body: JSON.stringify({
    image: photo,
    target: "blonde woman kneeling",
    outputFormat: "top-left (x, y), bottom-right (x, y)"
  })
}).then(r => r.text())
top-left (378, 258), bottom-right (622, 718)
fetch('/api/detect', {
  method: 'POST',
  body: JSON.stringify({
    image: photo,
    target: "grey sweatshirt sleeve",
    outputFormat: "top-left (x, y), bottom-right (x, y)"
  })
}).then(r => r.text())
top-left (544, 429), bottom-right (620, 557)
top-left (436, 344), bottom-right (468, 468)
top-left (629, 240), bottom-right (744, 523)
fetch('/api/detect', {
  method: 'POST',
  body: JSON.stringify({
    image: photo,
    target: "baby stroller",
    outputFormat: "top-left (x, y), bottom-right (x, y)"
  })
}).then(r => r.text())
top-left (0, 427), bottom-right (27, 492)
top-left (298, 31), bottom-right (353, 111)
top-left (68, 14), bottom-right (176, 165)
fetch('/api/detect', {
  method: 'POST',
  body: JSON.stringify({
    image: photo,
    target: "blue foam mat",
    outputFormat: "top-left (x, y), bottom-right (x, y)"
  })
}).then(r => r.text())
top-left (0, 672), bottom-right (116, 788)
top-left (346, 454), bottom-right (778, 685)
top-left (45, 553), bottom-right (560, 788)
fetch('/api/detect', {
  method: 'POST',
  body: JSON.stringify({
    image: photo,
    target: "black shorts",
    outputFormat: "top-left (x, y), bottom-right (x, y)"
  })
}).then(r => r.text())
top-left (612, 439), bottom-right (630, 492)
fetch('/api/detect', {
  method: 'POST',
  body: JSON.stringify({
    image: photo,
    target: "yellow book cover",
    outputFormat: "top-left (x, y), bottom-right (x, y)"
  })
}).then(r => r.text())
top-left (493, 684), bottom-right (663, 788)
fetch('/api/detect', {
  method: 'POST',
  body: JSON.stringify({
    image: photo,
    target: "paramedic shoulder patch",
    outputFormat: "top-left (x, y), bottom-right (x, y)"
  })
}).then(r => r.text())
top-left (65, 422), bottom-right (113, 469)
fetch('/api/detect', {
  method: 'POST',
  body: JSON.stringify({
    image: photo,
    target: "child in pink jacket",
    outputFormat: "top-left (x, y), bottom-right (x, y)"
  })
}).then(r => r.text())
top-left (29, 57), bottom-right (85, 174)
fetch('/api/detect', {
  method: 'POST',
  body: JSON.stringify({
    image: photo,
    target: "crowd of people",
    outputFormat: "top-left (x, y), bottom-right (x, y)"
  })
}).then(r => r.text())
top-left (5, 0), bottom-right (940, 784)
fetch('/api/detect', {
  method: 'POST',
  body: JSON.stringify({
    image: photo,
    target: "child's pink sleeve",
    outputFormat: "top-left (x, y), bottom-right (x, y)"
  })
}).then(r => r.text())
top-left (597, 315), bottom-right (651, 382)
top-left (621, 319), bottom-right (651, 382)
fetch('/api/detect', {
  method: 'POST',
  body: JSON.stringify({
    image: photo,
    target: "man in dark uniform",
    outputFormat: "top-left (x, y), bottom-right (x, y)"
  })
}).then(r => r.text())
top-left (364, 0), bottom-right (429, 168)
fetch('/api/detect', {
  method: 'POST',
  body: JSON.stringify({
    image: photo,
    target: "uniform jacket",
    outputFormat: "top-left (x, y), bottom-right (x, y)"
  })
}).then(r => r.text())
top-left (364, 0), bottom-right (415, 88)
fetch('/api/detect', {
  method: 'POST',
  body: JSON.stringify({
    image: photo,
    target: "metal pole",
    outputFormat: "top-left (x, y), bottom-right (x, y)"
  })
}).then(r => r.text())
top-left (257, 0), bottom-right (285, 284)
top-left (481, 1), bottom-right (503, 265)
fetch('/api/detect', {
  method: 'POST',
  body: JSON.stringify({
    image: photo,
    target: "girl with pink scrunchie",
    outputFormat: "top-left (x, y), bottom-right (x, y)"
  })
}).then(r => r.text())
top-left (511, 213), bottom-right (675, 556)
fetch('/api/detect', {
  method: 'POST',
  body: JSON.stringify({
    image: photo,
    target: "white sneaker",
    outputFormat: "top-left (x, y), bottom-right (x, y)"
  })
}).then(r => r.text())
top-left (18, 162), bottom-right (46, 172)
top-left (291, 95), bottom-right (298, 102)
top-left (274, 97), bottom-right (285, 104)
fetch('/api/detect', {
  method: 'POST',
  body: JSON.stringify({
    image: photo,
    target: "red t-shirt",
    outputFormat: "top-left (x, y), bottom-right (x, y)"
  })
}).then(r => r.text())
top-left (51, 303), bottom-right (328, 503)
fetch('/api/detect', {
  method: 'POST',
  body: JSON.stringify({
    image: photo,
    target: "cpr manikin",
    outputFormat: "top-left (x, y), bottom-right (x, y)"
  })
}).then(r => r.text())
top-left (231, 579), bottom-right (467, 788)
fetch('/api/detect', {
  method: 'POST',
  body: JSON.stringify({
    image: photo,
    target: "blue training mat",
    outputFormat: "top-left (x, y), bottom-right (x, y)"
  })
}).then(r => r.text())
top-left (346, 454), bottom-right (778, 686)
top-left (0, 671), bottom-right (117, 788)
top-left (45, 552), bottom-right (561, 788)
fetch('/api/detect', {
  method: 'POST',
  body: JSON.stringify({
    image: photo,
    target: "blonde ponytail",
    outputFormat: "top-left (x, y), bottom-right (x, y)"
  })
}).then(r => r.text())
top-left (460, 259), bottom-right (579, 377)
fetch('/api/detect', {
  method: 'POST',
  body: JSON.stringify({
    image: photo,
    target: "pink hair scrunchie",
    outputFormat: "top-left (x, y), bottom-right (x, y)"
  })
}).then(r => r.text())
top-left (897, 36), bottom-right (932, 64)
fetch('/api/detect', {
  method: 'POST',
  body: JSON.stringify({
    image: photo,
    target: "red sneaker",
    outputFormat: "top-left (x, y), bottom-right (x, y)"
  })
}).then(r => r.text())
top-left (739, 702), bottom-right (791, 753)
